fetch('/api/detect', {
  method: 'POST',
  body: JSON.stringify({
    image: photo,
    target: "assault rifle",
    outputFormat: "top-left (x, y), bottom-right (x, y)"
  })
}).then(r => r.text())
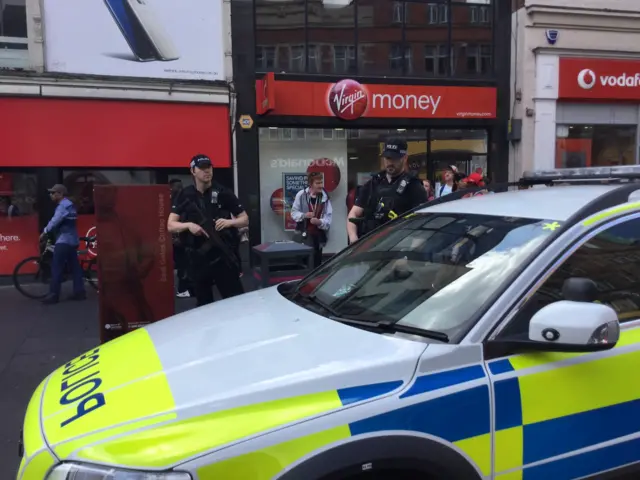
top-left (178, 199), bottom-right (241, 274)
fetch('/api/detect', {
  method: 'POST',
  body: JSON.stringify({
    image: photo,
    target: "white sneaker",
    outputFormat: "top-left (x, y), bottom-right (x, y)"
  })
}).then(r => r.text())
top-left (176, 291), bottom-right (191, 298)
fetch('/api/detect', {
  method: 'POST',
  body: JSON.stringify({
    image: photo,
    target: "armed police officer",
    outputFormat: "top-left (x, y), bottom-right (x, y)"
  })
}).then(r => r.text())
top-left (347, 137), bottom-right (428, 244)
top-left (167, 154), bottom-right (249, 307)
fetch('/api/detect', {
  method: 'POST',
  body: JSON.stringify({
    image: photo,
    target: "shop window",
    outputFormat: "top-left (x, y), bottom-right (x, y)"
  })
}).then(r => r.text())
top-left (389, 44), bottom-right (412, 75)
top-left (332, 45), bottom-right (356, 74)
top-left (254, 0), bottom-right (495, 78)
top-left (450, 1), bottom-right (493, 76)
top-left (424, 44), bottom-right (448, 76)
top-left (0, 0), bottom-right (28, 70)
top-left (428, 2), bottom-right (448, 24)
top-left (307, 0), bottom-right (356, 74)
top-left (392, 1), bottom-right (408, 24)
top-left (257, 127), bottom-right (490, 254)
top-left (555, 125), bottom-right (637, 168)
top-left (255, 0), bottom-right (305, 71)
top-left (255, 45), bottom-right (277, 71)
top-left (0, 171), bottom-right (39, 275)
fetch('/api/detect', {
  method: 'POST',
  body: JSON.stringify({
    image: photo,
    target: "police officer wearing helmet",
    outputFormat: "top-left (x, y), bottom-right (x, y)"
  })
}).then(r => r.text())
top-left (347, 137), bottom-right (428, 243)
top-left (167, 154), bottom-right (248, 307)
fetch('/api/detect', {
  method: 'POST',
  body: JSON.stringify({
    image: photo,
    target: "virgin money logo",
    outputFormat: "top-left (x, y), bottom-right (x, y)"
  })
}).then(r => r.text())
top-left (327, 79), bottom-right (369, 120)
top-left (577, 69), bottom-right (596, 90)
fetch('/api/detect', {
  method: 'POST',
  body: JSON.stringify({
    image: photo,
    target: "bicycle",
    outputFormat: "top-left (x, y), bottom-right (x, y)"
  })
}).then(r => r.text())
top-left (13, 235), bottom-right (99, 300)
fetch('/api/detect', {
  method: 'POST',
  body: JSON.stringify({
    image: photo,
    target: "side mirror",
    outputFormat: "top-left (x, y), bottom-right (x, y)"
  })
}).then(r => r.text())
top-left (527, 300), bottom-right (620, 352)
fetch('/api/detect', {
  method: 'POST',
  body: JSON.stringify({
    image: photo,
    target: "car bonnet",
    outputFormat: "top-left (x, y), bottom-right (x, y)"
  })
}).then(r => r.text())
top-left (36, 287), bottom-right (426, 469)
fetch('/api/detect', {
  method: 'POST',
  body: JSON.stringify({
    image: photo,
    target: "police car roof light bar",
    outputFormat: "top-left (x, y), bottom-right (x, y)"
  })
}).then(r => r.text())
top-left (521, 166), bottom-right (640, 185)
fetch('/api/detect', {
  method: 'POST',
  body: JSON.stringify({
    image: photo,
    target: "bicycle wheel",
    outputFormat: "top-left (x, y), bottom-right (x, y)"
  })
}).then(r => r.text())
top-left (85, 258), bottom-right (99, 292)
top-left (13, 256), bottom-right (51, 300)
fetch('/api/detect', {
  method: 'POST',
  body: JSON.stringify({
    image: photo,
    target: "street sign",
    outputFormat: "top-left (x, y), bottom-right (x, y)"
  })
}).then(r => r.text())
top-left (239, 115), bottom-right (253, 130)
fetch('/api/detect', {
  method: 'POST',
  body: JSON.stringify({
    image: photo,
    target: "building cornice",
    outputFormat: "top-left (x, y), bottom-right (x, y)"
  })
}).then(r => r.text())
top-left (0, 74), bottom-right (230, 103)
top-left (526, 4), bottom-right (640, 32)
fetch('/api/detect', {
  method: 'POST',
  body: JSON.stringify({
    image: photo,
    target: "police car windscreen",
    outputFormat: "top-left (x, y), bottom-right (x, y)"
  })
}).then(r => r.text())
top-left (294, 213), bottom-right (558, 340)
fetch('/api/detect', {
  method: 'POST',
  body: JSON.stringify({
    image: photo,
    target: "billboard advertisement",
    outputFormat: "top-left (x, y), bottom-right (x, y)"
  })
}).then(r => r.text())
top-left (43, 0), bottom-right (225, 81)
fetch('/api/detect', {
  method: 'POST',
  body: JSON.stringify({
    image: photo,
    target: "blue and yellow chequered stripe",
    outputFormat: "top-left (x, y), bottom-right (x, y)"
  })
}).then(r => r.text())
top-left (488, 326), bottom-right (640, 479)
top-left (198, 365), bottom-right (492, 479)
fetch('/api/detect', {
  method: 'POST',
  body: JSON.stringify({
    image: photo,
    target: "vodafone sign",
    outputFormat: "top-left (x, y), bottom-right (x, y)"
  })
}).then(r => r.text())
top-left (256, 77), bottom-right (496, 119)
top-left (560, 57), bottom-right (640, 100)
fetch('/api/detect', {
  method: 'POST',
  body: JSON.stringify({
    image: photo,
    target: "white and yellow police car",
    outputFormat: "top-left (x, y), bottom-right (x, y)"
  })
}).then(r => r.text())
top-left (18, 166), bottom-right (640, 480)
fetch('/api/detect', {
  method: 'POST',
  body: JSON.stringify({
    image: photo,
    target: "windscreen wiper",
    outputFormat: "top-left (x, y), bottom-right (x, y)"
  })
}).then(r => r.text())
top-left (330, 316), bottom-right (449, 343)
top-left (291, 292), bottom-right (341, 317)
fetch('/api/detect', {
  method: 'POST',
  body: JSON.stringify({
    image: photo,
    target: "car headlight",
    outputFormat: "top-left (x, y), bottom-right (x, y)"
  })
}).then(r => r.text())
top-left (47, 463), bottom-right (191, 480)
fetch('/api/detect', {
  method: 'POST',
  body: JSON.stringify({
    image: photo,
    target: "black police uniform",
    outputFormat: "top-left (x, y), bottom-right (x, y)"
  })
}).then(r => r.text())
top-left (355, 171), bottom-right (428, 235)
top-left (171, 182), bottom-right (245, 306)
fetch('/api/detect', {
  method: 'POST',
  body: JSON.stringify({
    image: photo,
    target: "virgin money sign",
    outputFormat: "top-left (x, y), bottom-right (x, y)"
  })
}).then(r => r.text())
top-left (559, 57), bottom-right (640, 100)
top-left (256, 77), bottom-right (496, 119)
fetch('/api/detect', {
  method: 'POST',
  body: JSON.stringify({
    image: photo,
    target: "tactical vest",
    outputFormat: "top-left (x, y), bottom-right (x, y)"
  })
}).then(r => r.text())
top-left (363, 172), bottom-right (413, 234)
top-left (180, 186), bottom-right (239, 252)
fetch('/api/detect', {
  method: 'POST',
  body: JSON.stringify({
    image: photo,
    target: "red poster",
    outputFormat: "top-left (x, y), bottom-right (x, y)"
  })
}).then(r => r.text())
top-left (256, 78), bottom-right (496, 119)
top-left (559, 57), bottom-right (640, 101)
top-left (0, 215), bottom-right (39, 275)
top-left (94, 185), bottom-right (174, 344)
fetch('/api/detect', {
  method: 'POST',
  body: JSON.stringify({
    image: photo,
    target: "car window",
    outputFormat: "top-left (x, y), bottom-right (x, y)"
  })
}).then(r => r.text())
top-left (499, 216), bottom-right (640, 339)
top-left (291, 213), bottom-right (558, 342)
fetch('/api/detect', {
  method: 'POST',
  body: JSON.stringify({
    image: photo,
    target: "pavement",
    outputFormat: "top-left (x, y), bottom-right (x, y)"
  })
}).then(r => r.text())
top-left (0, 272), bottom-right (257, 480)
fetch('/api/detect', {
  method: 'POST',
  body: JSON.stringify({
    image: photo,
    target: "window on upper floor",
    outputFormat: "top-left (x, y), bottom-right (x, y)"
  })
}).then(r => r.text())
top-left (0, 0), bottom-right (28, 70)
top-left (254, 0), bottom-right (495, 78)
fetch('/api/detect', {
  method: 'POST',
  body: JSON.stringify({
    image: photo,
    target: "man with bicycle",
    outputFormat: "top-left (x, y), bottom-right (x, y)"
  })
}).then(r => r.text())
top-left (40, 184), bottom-right (86, 304)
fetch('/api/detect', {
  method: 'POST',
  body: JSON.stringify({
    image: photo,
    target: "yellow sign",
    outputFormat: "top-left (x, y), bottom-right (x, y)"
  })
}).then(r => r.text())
top-left (239, 115), bottom-right (253, 130)
top-left (543, 221), bottom-right (561, 231)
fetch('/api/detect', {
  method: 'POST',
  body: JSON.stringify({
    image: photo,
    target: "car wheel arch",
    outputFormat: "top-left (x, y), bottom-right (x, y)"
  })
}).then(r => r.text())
top-left (274, 431), bottom-right (483, 480)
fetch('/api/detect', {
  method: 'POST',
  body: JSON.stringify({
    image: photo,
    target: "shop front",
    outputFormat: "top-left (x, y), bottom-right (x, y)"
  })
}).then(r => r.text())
top-left (253, 75), bottom-right (498, 254)
top-left (0, 97), bottom-right (231, 276)
top-left (526, 56), bottom-right (640, 173)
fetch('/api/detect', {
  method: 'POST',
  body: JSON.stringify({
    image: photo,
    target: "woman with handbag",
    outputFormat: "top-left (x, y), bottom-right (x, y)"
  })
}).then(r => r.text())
top-left (291, 172), bottom-right (333, 268)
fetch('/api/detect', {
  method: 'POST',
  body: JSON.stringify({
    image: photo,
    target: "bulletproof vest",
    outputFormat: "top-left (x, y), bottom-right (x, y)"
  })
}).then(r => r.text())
top-left (364, 173), bottom-right (413, 233)
top-left (182, 186), bottom-right (238, 251)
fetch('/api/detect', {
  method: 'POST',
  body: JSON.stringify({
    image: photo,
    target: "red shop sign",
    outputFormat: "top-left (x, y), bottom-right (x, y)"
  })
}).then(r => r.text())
top-left (559, 57), bottom-right (640, 101)
top-left (256, 77), bottom-right (496, 120)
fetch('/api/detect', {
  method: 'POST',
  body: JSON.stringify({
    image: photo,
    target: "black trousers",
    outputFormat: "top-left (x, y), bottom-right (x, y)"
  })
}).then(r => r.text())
top-left (173, 245), bottom-right (192, 293)
top-left (191, 260), bottom-right (244, 307)
top-left (309, 234), bottom-right (323, 269)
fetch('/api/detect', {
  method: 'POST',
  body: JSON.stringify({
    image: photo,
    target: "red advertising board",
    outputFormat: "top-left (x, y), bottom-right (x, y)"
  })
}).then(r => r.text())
top-left (256, 77), bottom-right (496, 120)
top-left (559, 57), bottom-right (640, 101)
top-left (0, 215), bottom-right (39, 275)
top-left (0, 98), bottom-right (231, 168)
top-left (94, 185), bottom-right (174, 344)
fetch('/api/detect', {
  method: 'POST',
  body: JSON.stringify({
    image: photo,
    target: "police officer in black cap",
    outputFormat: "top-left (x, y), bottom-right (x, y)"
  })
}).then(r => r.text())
top-left (167, 154), bottom-right (248, 306)
top-left (347, 137), bottom-right (428, 243)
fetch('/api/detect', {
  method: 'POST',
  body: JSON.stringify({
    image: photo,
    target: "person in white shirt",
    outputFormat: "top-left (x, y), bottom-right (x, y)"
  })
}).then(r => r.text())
top-left (437, 165), bottom-right (461, 198)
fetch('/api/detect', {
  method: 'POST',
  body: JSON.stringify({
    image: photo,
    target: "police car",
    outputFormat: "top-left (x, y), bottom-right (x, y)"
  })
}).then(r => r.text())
top-left (18, 166), bottom-right (640, 480)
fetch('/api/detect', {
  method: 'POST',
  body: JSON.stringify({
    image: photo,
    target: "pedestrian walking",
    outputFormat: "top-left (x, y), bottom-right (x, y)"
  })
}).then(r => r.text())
top-left (40, 184), bottom-right (86, 304)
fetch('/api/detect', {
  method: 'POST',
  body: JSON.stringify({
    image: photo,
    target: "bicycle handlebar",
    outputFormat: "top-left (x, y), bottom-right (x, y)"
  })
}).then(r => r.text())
top-left (80, 236), bottom-right (97, 243)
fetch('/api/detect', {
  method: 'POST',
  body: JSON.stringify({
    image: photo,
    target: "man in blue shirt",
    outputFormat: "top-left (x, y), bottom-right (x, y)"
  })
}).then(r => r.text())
top-left (41, 184), bottom-right (86, 304)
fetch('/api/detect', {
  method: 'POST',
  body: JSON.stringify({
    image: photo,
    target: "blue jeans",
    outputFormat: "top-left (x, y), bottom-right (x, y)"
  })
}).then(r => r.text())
top-left (50, 243), bottom-right (85, 298)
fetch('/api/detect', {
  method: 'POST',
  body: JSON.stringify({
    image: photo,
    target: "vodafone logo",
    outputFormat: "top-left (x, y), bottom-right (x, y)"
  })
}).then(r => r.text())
top-left (577, 69), bottom-right (596, 89)
top-left (327, 79), bottom-right (369, 120)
